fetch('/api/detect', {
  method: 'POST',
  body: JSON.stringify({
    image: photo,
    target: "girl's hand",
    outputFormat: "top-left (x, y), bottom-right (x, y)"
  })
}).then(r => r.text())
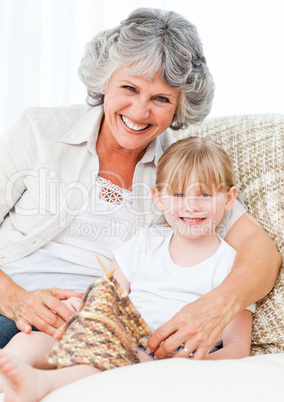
top-left (61, 296), bottom-right (83, 314)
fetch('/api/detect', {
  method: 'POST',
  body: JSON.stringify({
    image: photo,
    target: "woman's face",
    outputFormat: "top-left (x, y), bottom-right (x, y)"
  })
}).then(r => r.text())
top-left (101, 66), bottom-right (180, 152)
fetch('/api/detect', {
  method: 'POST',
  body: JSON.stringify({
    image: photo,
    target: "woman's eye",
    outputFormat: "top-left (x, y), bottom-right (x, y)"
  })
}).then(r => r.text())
top-left (156, 96), bottom-right (169, 103)
top-left (123, 85), bottom-right (136, 92)
top-left (173, 192), bottom-right (185, 198)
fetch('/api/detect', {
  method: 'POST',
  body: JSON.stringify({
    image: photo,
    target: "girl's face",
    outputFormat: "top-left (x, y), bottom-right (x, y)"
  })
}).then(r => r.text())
top-left (100, 66), bottom-right (180, 153)
top-left (152, 173), bottom-right (237, 240)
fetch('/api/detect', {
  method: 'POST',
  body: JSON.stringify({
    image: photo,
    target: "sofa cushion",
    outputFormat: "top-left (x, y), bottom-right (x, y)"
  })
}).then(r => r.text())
top-left (41, 353), bottom-right (284, 402)
top-left (176, 113), bottom-right (284, 355)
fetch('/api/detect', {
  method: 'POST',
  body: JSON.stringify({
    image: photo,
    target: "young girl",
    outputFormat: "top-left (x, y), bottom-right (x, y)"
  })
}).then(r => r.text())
top-left (0, 137), bottom-right (253, 401)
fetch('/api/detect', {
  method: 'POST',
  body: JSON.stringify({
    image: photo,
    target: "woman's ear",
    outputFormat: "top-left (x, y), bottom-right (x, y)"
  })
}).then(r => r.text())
top-left (152, 187), bottom-right (164, 211)
top-left (224, 186), bottom-right (238, 211)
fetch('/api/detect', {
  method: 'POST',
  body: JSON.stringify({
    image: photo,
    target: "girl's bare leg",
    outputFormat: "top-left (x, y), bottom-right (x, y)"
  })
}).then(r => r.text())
top-left (3, 331), bottom-right (56, 368)
top-left (0, 350), bottom-right (98, 402)
top-left (138, 350), bottom-right (153, 362)
top-left (0, 331), bottom-right (56, 393)
top-left (0, 341), bottom-right (152, 400)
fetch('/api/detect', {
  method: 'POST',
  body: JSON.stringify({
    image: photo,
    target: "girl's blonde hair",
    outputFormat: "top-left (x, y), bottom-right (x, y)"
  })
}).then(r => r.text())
top-left (156, 137), bottom-right (236, 194)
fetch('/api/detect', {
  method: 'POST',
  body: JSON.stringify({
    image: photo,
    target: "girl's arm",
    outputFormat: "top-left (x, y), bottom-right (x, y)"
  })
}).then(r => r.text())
top-left (61, 296), bottom-right (84, 314)
top-left (147, 212), bottom-right (281, 360)
top-left (112, 259), bottom-right (131, 294)
top-left (204, 309), bottom-right (252, 360)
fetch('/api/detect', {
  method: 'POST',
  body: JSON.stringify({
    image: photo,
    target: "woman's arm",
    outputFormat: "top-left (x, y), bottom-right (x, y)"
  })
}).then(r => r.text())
top-left (204, 309), bottom-right (252, 360)
top-left (224, 213), bottom-right (281, 304)
top-left (146, 213), bottom-right (281, 360)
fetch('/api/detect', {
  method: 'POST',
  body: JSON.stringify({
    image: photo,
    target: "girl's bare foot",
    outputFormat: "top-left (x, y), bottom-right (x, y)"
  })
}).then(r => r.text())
top-left (0, 350), bottom-right (49, 402)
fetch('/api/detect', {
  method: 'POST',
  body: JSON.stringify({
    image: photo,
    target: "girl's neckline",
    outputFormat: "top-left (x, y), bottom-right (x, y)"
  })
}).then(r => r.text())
top-left (165, 231), bottom-right (223, 269)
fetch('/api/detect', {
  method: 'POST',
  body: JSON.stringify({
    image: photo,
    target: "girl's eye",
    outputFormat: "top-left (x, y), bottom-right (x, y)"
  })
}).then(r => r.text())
top-left (173, 192), bottom-right (185, 198)
top-left (199, 193), bottom-right (211, 198)
top-left (156, 96), bottom-right (170, 103)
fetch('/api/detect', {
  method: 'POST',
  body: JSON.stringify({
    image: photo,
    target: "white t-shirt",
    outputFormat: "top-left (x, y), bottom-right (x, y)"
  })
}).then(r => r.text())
top-left (113, 227), bottom-right (254, 332)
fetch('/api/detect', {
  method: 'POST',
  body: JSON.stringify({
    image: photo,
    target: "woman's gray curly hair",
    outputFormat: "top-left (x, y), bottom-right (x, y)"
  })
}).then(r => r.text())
top-left (79, 8), bottom-right (215, 130)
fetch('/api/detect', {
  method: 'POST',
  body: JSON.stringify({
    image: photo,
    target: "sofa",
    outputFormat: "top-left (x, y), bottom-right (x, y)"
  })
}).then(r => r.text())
top-left (43, 353), bottom-right (284, 401)
top-left (3, 113), bottom-right (284, 401)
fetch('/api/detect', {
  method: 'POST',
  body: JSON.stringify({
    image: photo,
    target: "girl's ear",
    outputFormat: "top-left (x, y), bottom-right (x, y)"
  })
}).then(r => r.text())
top-left (152, 187), bottom-right (164, 211)
top-left (224, 186), bottom-right (238, 211)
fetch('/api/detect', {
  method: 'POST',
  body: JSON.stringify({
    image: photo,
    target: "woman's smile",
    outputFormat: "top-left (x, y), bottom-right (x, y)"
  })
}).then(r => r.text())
top-left (120, 115), bottom-right (151, 133)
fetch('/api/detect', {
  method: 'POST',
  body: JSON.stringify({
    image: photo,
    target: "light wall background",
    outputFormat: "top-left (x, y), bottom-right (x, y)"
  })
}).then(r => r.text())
top-left (0, 0), bottom-right (283, 134)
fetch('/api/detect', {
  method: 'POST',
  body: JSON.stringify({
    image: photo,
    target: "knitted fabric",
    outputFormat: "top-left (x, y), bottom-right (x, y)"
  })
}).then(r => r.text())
top-left (48, 268), bottom-right (152, 370)
top-left (177, 113), bottom-right (284, 355)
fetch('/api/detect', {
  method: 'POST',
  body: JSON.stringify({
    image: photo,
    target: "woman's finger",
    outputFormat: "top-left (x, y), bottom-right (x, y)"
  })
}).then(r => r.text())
top-left (174, 346), bottom-right (196, 359)
top-left (146, 318), bottom-right (180, 355)
top-left (15, 319), bottom-right (32, 334)
top-left (15, 313), bottom-right (58, 336)
top-left (189, 347), bottom-right (208, 360)
top-left (43, 293), bottom-right (75, 323)
top-left (147, 310), bottom-right (199, 358)
top-left (151, 326), bottom-right (198, 359)
top-left (13, 288), bottom-right (77, 334)
top-left (50, 288), bottom-right (84, 300)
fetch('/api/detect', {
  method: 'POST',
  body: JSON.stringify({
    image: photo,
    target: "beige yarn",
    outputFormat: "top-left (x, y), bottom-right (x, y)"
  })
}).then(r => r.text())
top-left (48, 259), bottom-right (152, 370)
top-left (175, 113), bottom-right (284, 355)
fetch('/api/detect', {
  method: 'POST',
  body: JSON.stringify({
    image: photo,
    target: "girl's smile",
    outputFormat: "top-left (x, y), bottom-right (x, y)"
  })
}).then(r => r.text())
top-left (152, 174), bottom-right (237, 240)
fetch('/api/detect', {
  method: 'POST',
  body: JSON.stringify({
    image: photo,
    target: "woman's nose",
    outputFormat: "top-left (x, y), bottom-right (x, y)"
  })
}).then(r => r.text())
top-left (129, 96), bottom-right (150, 121)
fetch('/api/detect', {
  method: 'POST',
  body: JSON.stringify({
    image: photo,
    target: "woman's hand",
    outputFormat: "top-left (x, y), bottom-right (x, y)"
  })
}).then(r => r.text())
top-left (146, 286), bottom-right (239, 360)
top-left (10, 287), bottom-right (84, 336)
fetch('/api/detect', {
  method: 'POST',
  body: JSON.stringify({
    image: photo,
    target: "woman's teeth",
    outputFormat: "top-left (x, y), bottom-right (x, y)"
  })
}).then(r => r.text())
top-left (121, 115), bottom-right (150, 131)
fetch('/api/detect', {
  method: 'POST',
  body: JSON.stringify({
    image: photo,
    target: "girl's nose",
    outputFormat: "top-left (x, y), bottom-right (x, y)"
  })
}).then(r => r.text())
top-left (185, 197), bottom-right (202, 213)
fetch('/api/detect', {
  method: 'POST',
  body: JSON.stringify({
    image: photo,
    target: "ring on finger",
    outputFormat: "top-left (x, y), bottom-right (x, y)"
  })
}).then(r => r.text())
top-left (182, 346), bottom-right (195, 358)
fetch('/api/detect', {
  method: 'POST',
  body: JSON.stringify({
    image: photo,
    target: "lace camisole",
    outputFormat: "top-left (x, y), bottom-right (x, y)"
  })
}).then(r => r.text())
top-left (1, 177), bottom-right (133, 293)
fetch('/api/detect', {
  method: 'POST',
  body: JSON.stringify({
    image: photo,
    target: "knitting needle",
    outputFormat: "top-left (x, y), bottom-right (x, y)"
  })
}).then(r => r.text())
top-left (96, 255), bottom-right (116, 279)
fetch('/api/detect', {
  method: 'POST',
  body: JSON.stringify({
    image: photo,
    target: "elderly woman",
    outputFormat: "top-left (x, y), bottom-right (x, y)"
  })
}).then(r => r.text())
top-left (0, 7), bottom-right (280, 363)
